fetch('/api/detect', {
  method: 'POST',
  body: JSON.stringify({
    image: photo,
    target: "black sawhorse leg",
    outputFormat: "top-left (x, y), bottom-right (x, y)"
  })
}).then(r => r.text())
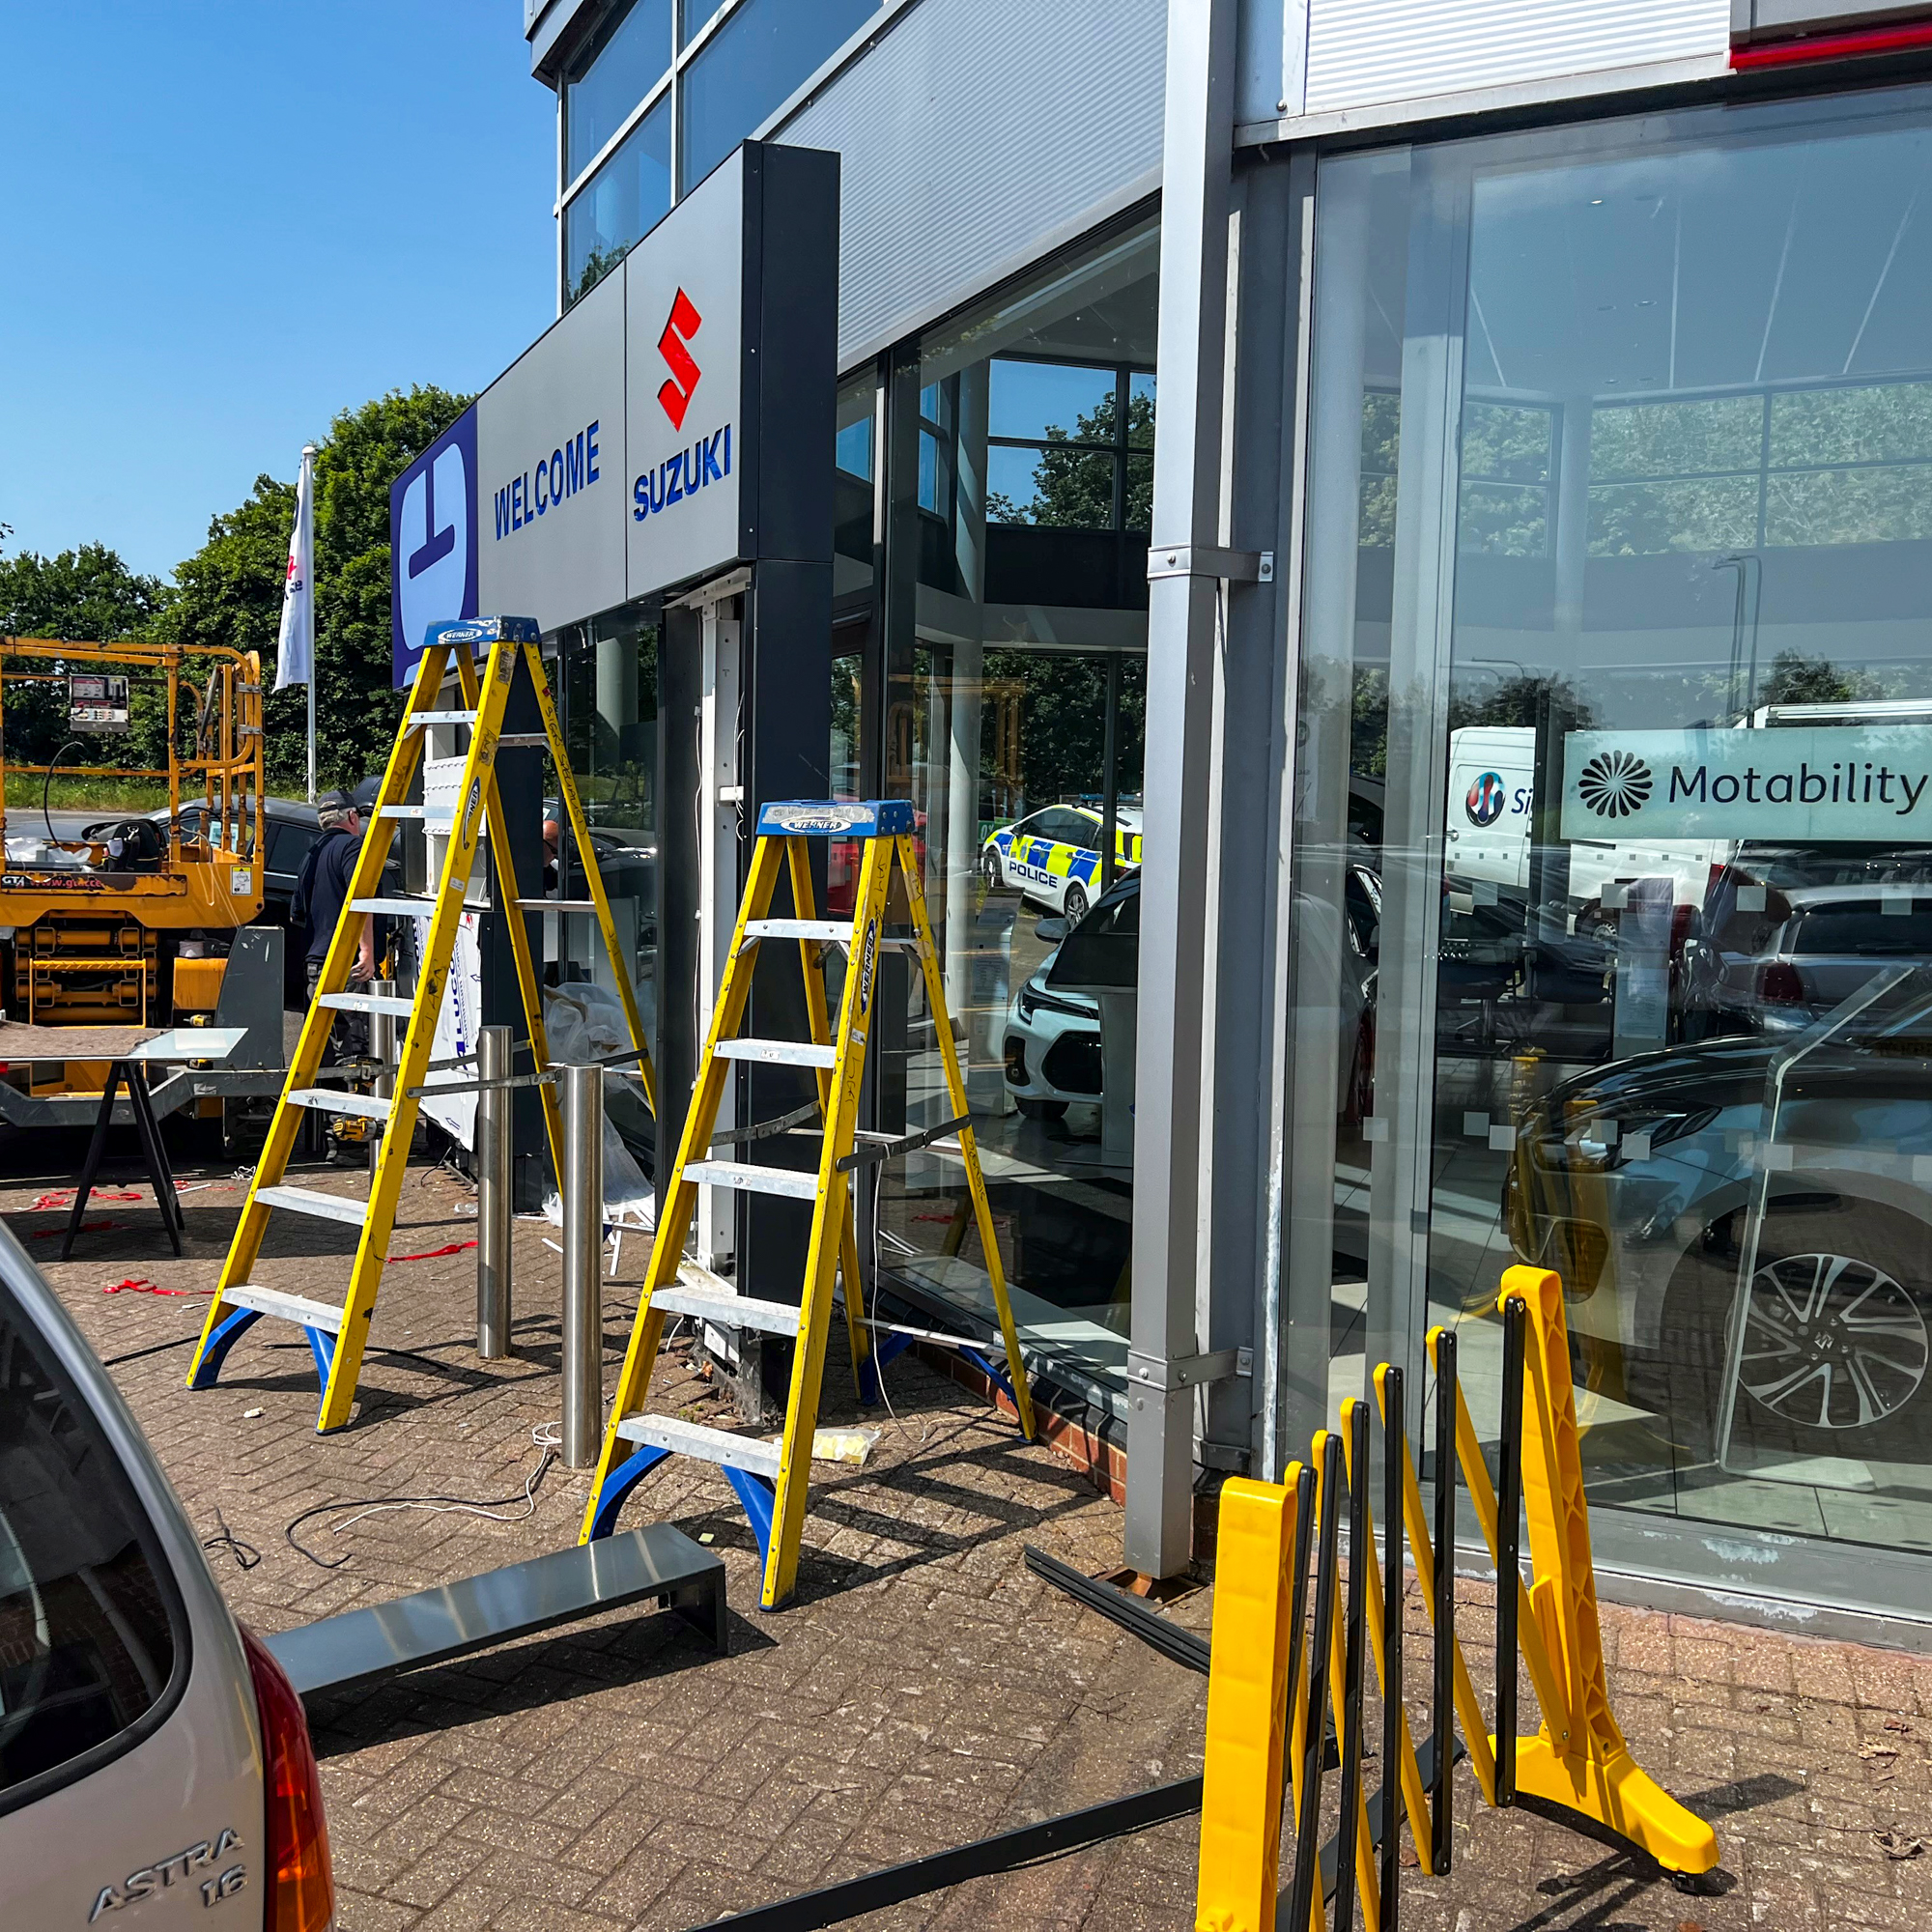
top-left (61, 1060), bottom-right (185, 1262)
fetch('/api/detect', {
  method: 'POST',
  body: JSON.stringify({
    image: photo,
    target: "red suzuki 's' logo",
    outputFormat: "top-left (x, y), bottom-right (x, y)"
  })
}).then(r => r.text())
top-left (656, 288), bottom-right (703, 429)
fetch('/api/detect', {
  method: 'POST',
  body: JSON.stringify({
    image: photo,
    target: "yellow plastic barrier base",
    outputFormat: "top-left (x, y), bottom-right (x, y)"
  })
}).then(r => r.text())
top-left (1506, 1735), bottom-right (1719, 1877)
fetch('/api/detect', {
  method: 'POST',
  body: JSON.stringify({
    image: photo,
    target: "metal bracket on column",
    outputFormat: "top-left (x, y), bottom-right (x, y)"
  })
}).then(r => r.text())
top-left (1126, 1345), bottom-right (1253, 1392)
top-left (1146, 546), bottom-right (1274, 584)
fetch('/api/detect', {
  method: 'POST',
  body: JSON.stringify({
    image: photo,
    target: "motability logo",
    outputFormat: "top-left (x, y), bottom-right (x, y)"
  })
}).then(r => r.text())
top-left (1577, 750), bottom-right (1654, 820)
top-left (657, 289), bottom-right (702, 429)
top-left (1464, 771), bottom-right (1507, 827)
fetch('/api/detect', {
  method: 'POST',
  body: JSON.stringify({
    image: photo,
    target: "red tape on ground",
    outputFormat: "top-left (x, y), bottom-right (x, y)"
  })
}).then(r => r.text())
top-left (388, 1240), bottom-right (478, 1263)
top-left (103, 1277), bottom-right (208, 1297)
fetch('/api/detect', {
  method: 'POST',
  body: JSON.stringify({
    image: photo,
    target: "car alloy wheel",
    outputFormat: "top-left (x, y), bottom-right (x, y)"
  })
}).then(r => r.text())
top-left (1063, 883), bottom-right (1089, 926)
top-left (1739, 1250), bottom-right (1928, 1433)
top-left (983, 850), bottom-right (1004, 893)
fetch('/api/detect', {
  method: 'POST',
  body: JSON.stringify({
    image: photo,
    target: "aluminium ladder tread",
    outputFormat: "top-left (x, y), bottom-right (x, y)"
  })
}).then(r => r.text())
top-left (320, 991), bottom-right (414, 1016)
top-left (255, 1184), bottom-right (369, 1228)
top-left (614, 1412), bottom-right (782, 1481)
top-left (647, 1285), bottom-right (803, 1337)
top-left (406, 709), bottom-right (479, 726)
top-left (288, 1088), bottom-right (394, 1121)
top-left (220, 1284), bottom-right (347, 1333)
top-left (681, 1159), bottom-right (820, 1200)
top-left (714, 1037), bottom-right (838, 1068)
top-left (351, 895), bottom-right (447, 916)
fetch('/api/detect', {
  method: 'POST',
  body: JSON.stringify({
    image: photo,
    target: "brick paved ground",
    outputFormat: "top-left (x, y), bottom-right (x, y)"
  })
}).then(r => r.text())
top-left (10, 1122), bottom-right (1932, 1931)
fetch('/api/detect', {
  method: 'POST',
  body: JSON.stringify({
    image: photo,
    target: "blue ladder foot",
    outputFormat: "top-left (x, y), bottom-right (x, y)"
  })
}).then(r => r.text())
top-left (585, 1442), bottom-right (673, 1541)
top-left (723, 1466), bottom-right (778, 1579)
top-left (188, 1306), bottom-right (264, 1390)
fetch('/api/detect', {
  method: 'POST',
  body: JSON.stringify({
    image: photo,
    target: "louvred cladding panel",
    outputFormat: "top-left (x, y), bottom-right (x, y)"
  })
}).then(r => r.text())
top-left (1303, 0), bottom-right (1729, 116)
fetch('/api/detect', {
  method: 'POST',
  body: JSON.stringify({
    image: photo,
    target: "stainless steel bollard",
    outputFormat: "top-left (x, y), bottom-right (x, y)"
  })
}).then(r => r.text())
top-left (369, 980), bottom-right (398, 1101)
top-left (560, 1061), bottom-right (605, 1467)
top-left (475, 1025), bottom-right (514, 1359)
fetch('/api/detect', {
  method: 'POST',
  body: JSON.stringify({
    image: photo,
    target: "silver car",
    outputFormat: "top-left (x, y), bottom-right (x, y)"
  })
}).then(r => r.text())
top-left (0, 1227), bottom-right (334, 1929)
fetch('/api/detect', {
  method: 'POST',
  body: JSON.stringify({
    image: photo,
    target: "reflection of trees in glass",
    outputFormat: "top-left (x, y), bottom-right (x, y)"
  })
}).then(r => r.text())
top-left (831, 658), bottom-right (862, 797)
top-left (1350, 666), bottom-right (1389, 780)
top-left (1585, 384), bottom-right (1932, 554)
top-left (1449, 670), bottom-right (1596, 735)
top-left (572, 243), bottom-right (626, 303)
top-left (1458, 402), bottom-right (1551, 555)
top-left (1758, 649), bottom-right (1885, 707)
top-left (986, 387), bottom-right (1154, 530)
top-left (1359, 391), bottom-right (1400, 547)
top-left (981, 650), bottom-right (1146, 814)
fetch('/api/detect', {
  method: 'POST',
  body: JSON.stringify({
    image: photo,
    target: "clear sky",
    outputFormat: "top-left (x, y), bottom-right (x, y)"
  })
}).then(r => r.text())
top-left (0, 2), bottom-right (555, 582)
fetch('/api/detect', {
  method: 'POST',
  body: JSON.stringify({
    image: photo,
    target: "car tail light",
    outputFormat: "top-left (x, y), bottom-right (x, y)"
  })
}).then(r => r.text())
top-left (1758, 961), bottom-right (1805, 1006)
top-left (242, 1626), bottom-right (335, 1932)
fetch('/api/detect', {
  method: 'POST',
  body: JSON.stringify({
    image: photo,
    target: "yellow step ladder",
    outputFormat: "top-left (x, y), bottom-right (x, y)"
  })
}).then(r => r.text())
top-left (580, 799), bottom-right (1036, 1611)
top-left (186, 616), bottom-right (655, 1432)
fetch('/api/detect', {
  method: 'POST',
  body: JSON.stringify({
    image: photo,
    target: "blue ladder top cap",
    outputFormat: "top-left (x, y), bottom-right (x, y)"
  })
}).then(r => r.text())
top-left (757, 800), bottom-right (917, 838)
top-left (423, 615), bottom-right (542, 649)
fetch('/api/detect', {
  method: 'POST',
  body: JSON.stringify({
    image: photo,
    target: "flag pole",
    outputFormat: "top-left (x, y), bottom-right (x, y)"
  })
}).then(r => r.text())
top-left (301, 444), bottom-right (318, 803)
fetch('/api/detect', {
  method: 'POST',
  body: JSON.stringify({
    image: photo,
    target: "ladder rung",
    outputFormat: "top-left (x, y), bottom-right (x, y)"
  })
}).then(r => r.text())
top-left (256, 1184), bottom-right (368, 1228)
top-left (320, 991), bottom-right (414, 1016)
top-left (741, 919), bottom-right (923, 954)
top-left (377, 805), bottom-right (455, 825)
top-left (407, 710), bottom-right (478, 727)
top-left (648, 1285), bottom-right (802, 1338)
top-left (289, 1088), bottom-right (393, 1121)
top-left (716, 1038), bottom-right (837, 1069)
top-left (497, 732), bottom-right (548, 749)
top-left (614, 1412), bottom-right (782, 1480)
top-left (351, 896), bottom-right (440, 916)
top-left (221, 1284), bottom-right (346, 1333)
top-left (683, 1160), bottom-right (819, 1201)
top-left (743, 919), bottom-right (849, 942)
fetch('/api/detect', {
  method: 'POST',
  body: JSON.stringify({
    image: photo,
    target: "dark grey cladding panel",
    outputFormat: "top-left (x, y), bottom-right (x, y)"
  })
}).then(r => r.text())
top-left (528, 0), bottom-right (606, 82)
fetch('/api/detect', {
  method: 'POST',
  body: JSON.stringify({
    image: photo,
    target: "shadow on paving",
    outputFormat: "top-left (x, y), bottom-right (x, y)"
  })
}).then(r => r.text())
top-left (301, 1607), bottom-right (757, 1759)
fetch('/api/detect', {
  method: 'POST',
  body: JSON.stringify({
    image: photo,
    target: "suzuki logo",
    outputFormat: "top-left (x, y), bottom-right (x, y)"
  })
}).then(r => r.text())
top-left (656, 288), bottom-right (703, 430)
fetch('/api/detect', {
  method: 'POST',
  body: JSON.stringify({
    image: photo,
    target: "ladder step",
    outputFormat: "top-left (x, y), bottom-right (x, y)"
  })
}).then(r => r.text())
top-left (352, 896), bottom-right (441, 916)
top-left (289, 1088), bottom-right (394, 1121)
top-left (407, 709), bottom-right (479, 727)
top-left (221, 1284), bottom-right (346, 1333)
top-left (614, 1412), bottom-right (782, 1481)
top-left (683, 1160), bottom-right (820, 1201)
top-left (320, 991), bottom-right (415, 1016)
top-left (716, 1038), bottom-right (838, 1068)
top-left (743, 919), bottom-right (850, 942)
top-left (497, 732), bottom-right (548, 749)
top-left (256, 1184), bottom-right (368, 1228)
top-left (376, 805), bottom-right (455, 825)
top-left (741, 919), bottom-right (922, 954)
top-left (648, 1285), bottom-right (802, 1338)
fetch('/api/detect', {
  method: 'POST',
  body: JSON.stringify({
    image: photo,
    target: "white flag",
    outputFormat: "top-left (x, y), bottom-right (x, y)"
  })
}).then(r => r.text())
top-left (274, 444), bottom-right (316, 691)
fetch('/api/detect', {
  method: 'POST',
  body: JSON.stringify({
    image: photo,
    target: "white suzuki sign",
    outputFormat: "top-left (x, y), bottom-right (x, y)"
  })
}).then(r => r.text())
top-left (626, 149), bottom-right (746, 600)
top-left (1561, 725), bottom-right (1932, 843)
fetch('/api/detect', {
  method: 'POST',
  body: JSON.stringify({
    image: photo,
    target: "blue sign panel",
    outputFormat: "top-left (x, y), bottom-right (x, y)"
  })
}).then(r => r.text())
top-left (390, 410), bottom-right (480, 689)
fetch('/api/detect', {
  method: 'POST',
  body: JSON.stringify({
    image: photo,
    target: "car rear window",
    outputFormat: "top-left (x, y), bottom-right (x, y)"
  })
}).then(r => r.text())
top-left (268, 821), bottom-right (319, 875)
top-left (1788, 906), bottom-right (1932, 955)
top-left (0, 1282), bottom-right (183, 1810)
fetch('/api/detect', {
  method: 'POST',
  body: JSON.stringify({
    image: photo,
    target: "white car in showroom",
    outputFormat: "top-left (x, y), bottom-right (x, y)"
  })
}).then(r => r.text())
top-left (0, 1226), bottom-right (334, 1929)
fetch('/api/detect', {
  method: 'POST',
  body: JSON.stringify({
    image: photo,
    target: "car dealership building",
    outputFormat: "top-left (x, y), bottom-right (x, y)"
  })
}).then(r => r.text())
top-left (417, 0), bottom-right (1932, 1645)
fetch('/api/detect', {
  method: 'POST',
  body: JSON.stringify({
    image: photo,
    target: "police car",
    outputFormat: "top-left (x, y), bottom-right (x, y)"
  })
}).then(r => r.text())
top-left (981, 804), bottom-right (1143, 925)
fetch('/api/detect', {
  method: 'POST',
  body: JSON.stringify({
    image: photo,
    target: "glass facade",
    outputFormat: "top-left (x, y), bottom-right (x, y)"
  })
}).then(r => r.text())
top-left (558, 0), bottom-right (881, 307)
top-left (867, 217), bottom-right (1157, 1392)
top-left (1292, 87), bottom-right (1932, 1590)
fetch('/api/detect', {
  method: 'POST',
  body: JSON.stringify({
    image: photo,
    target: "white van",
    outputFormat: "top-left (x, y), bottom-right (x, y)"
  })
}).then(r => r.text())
top-left (1446, 724), bottom-right (1725, 906)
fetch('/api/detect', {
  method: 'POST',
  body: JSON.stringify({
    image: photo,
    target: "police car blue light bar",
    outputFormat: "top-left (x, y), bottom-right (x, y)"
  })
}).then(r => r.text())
top-left (422, 615), bottom-right (543, 650)
top-left (755, 800), bottom-right (917, 838)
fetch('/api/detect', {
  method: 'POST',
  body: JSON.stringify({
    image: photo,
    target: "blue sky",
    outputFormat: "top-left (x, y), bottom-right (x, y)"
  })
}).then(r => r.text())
top-left (0, 2), bottom-right (555, 581)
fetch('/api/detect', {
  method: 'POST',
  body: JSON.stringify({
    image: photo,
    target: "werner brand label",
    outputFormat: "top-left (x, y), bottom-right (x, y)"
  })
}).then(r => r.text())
top-left (1561, 725), bottom-right (1932, 842)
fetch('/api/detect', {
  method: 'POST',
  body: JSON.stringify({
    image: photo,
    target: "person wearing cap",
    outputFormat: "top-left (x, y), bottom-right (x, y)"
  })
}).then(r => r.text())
top-left (291, 789), bottom-right (377, 1060)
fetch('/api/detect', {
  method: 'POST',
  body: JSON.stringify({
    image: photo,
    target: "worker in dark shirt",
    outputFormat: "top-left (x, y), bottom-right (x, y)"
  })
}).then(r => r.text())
top-left (291, 790), bottom-right (377, 1063)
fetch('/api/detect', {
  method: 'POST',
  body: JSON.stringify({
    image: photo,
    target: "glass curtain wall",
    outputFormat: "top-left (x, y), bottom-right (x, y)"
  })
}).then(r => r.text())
top-left (560, 0), bottom-right (881, 308)
top-left (552, 606), bottom-right (661, 1170)
top-left (871, 217), bottom-right (1157, 1390)
top-left (1293, 88), bottom-right (1932, 1585)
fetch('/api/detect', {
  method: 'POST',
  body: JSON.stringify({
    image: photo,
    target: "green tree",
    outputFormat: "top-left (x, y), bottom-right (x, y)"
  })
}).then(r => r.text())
top-left (986, 387), bottom-right (1154, 530)
top-left (0, 543), bottom-right (174, 768)
top-left (163, 385), bottom-right (472, 793)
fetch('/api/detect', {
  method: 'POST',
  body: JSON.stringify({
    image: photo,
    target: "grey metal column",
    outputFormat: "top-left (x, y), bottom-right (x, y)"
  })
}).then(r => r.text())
top-left (560, 1061), bottom-right (604, 1467)
top-left (1125, 0), bottom-right (1242, 1577)
top-left (475, 1025), bottom-right (514, 1359)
